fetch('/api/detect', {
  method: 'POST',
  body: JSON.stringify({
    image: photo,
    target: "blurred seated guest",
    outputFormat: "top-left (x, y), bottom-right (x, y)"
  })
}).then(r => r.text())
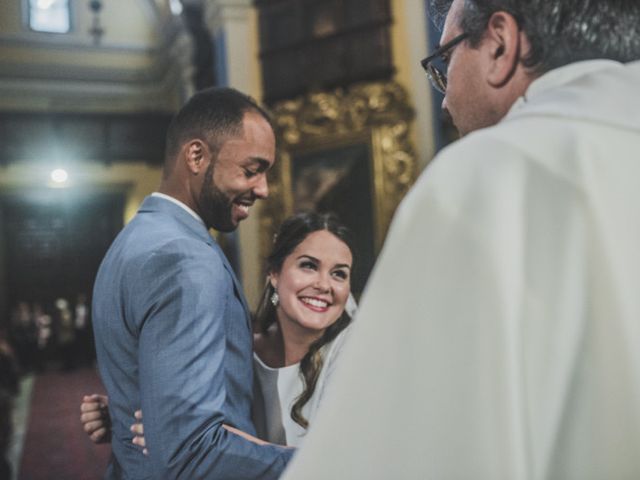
top-left (33, 304), bottom-right (52, 372)
top-left (82, 212), bottom-right (356, 448)
top-left (9, 301), bottom-right (36, 372)
top-left (74, 293), bottom-right (93, 366)
top-left (55, 298), bottom-right (75, 371)
top-left (0, 334), bottom-right (19, 480)
top-left (0, 335), bottom-right (18, 395)
top-left (0, 391), bottom-right (12, 480)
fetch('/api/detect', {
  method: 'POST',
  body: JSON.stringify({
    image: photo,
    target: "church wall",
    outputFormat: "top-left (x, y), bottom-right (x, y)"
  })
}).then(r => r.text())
top-left (390, 0), bottom-right (436, 171)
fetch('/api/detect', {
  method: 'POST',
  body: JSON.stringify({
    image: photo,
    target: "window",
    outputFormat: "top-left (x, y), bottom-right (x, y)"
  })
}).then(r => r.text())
top-left (29, 0), bottom-right (71, 33)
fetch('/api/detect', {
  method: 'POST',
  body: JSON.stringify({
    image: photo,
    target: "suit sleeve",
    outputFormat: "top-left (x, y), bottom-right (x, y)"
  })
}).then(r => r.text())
top-left (134, 239), bottom-right (293, 479)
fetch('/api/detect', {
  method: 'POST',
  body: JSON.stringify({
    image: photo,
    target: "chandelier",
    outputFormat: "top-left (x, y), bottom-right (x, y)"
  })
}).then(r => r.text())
top-left (88, 0), bottom-right (104, 45)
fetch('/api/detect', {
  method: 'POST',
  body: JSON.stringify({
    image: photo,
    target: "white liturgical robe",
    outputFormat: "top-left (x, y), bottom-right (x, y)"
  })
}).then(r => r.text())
top-left (282, 60), bottom-right (640, 480)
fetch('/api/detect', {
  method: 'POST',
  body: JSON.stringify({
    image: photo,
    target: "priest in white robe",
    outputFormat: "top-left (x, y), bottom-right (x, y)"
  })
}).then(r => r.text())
top-left (281, 0), bottom-right (640, 478)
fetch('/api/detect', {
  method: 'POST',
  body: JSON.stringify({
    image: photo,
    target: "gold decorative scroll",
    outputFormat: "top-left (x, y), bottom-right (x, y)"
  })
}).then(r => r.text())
top-left (260, 80), bottom-right (417, 267)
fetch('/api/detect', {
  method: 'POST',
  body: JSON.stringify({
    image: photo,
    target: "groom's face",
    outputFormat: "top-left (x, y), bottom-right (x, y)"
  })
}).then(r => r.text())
top-left (198, 111), bottom-right (275, 232)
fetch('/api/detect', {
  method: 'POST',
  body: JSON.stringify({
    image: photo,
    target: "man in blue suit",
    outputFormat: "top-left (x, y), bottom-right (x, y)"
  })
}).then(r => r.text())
top-left (93, 88), bottom-right (293, 479)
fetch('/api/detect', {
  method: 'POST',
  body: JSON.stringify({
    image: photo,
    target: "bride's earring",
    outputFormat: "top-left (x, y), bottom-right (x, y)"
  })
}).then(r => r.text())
top-left (270, 290), bottom-right (279, 307)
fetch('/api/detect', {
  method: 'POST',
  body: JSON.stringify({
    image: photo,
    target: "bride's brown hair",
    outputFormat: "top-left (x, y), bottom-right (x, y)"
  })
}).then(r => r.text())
top-left (254, 211), bottom-right (355, 429)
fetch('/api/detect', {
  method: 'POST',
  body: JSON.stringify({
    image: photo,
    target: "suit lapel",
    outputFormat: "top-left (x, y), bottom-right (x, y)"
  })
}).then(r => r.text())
top-left (209, 240), bottom-right (252, 326)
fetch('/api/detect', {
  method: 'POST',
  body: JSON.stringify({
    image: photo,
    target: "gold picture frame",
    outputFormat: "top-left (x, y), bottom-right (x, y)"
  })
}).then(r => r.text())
top-left (260, 80), bottom-right (417, 293)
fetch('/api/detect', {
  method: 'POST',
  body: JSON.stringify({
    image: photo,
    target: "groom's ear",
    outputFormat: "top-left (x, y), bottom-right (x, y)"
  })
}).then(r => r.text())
top-left (184, 139), bottom-right (210, 174)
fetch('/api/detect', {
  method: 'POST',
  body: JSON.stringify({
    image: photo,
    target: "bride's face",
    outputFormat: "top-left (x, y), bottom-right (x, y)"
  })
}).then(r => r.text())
top-left (271, 230), bottom-right (352, 335)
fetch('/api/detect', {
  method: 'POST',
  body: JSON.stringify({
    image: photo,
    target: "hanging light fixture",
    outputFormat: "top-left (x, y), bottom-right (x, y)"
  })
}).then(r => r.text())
top-left (50, 168), bottom-right (69, 184)
top-left (170, 0), bottom-right (183, 16)
top-left (88, 0), bottom-right (104, 45)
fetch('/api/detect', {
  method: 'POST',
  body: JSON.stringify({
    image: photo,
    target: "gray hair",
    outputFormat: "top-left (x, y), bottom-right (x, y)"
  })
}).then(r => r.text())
top-left (430, 0), bottom-right (640, 73)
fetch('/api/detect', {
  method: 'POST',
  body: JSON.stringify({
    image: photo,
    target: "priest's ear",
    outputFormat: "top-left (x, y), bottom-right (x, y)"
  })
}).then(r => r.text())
top-left (484, 11), bottom-right (529, 87)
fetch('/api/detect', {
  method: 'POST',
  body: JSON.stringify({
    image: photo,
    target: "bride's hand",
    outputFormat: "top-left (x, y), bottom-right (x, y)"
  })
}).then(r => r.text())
top-left (128, 413), bottom-right (285, 454)
top-left (80, 394), bottom-right (111, 444)
top-left (131, 410), bottom-right (148, 455)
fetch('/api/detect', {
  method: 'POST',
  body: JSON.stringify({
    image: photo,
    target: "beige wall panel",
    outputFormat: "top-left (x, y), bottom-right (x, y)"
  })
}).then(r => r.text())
top-left (0, 44), bottom-right (156, 70)
top-left (391, 0), bottom-right (436, 171)
top-left (0, 1), bottom-right (22, 35)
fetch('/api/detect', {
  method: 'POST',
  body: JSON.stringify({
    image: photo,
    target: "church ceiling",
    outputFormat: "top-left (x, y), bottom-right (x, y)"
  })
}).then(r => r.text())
top-left (0, 0), bottom-right (194, 113)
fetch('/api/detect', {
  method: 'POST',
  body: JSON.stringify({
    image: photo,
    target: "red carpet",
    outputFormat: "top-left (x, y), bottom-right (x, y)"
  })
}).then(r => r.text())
top-left (19, 367), bottom-right (111, 480)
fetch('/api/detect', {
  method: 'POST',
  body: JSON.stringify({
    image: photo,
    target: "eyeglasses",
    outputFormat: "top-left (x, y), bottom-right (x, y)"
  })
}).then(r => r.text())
top-left (420, 33), bottom-right (469, 94)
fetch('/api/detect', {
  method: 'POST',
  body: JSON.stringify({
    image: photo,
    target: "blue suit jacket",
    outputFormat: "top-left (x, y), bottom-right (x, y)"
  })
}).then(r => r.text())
top-left (93, 196), bottom-right (292, 479)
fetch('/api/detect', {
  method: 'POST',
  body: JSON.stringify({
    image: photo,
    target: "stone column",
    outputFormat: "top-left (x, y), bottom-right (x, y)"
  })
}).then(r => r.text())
top-left (391, 0), bottom-right (434, 171)
top-left (167, 15), bottom-right (196, 103)
top-left (203, 0), bottom-right (264, 308)
top-left (203, 0), bottom-right (259, 94)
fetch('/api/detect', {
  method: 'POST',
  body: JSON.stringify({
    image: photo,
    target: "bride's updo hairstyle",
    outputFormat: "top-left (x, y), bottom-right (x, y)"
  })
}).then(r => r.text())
top-left (255, 211), bottom-right (355, 429)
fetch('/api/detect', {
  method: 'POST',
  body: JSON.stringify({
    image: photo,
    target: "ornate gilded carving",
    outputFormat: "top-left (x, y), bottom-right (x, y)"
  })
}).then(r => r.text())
top-left (261, 80), bottom-right (417, 270)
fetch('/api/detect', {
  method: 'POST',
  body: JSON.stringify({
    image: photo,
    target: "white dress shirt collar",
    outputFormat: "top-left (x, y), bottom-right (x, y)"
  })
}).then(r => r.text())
top-left (151, 192), bottom-right (205, 226)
